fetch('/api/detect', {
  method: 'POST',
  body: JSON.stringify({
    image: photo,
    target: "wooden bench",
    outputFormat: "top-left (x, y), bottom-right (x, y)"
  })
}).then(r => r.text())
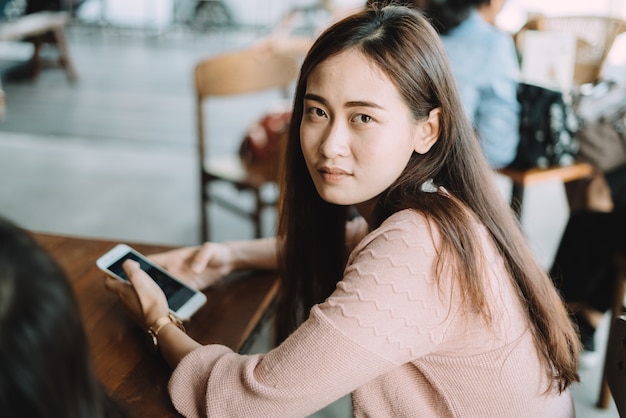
top-left (0, 11), bottom-right (77, 83)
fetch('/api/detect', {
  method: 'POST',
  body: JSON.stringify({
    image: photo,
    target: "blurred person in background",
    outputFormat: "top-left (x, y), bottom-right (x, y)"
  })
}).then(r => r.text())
top-left (390, 0), bottom-right (521, 169)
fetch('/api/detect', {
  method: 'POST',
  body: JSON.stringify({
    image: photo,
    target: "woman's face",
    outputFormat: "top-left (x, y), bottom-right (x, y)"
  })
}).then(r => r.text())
top-left (300, 50), bottom-right (435, 218)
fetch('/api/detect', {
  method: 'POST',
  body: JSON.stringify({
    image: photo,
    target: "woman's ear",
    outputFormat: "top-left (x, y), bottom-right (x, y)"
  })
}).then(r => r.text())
top-left (413, 107), bottom-right (441, 154)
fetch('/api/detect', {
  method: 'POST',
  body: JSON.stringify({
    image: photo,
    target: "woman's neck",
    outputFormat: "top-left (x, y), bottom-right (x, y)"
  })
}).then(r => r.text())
top-left (478, 0), bottom-right (504, 26)
top-left (354, 198), bottom-right (381, 230)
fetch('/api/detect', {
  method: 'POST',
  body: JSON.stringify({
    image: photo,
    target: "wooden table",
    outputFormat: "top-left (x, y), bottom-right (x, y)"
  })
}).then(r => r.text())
top-left (498, 162), bottom-right (594, 217)
top-left (32, 232), bottom-right (280, 417)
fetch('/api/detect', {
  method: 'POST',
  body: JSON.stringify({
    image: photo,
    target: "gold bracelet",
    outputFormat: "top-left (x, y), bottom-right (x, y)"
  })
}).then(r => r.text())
top-left (147, 313), bottom-right (186, 350)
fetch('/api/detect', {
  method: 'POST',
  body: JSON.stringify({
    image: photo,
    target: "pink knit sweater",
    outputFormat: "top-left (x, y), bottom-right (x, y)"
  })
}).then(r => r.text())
top-left (169, 209), bottom-right (574, 417)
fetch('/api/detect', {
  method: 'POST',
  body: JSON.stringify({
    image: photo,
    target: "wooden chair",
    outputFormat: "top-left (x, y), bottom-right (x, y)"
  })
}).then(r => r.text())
top-left (597, 255), bottom-right (626, 409)
top-left (515, 15), bottom-right (626, 86)
top-left (194, 48), bottom-right (298, 242)
top-left (0, 11), bottom-right (78, 82)
top-left (604, 314), bottom-right (626, 414)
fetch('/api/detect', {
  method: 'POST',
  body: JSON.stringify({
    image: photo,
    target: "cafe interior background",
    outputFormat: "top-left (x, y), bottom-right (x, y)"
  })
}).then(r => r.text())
top-left (1, 0), bottom-right (626, 416)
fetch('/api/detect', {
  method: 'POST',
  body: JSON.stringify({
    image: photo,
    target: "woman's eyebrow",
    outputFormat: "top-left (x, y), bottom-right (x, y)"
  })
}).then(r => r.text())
top-left (345, 100), bottom-right (383, 110)
top-left (304, 93), bottom-right (326, 104)
top-left (304, 94), bottom-right (384, 110)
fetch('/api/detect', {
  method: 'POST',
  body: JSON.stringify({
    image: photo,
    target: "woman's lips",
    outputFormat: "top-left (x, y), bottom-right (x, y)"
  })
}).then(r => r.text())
top-left (318, 166), bottom-right (351, 183)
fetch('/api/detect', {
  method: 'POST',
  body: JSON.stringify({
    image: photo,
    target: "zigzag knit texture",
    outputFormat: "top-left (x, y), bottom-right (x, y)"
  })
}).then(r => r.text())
top-left (324, 211), bottom-right (517, 362)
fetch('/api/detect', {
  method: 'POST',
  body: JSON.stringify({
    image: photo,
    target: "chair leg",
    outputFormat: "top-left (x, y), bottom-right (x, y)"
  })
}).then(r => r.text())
top-left (597, 254), bottom-right (626, 408)
top-left (50, 27), bottom-right (78, 82)
top-left (200, 184), bottom-right (209, 243)
top-left (253, 189), bottom-right (263, 239)
top-left (29, 37), bottom-right (44, 79)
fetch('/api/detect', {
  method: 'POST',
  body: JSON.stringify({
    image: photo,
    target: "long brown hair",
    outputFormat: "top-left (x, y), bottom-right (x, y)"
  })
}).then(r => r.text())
top-left (277, 4), bottom-right (579, 392)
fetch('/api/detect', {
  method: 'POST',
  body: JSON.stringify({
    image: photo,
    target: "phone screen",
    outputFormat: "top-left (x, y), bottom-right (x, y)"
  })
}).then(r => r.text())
top-left (108, 252), bottom-right (196, 312)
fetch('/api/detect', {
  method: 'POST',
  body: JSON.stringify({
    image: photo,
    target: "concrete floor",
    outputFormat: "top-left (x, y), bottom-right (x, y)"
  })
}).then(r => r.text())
top-left (0, 22), bottom-right (620, 418)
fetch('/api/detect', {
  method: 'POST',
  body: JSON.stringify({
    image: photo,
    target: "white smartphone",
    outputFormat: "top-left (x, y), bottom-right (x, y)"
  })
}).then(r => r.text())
top-left (96, 244), bottom-right (207, 320)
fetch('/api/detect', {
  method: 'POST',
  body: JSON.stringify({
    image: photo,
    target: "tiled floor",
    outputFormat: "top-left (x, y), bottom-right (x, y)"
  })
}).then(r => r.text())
top-left (0, 22), bottom-right (620, 417)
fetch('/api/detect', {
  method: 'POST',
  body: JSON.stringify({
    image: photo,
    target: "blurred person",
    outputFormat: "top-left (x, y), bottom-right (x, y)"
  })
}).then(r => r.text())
top-left (106, 4), bottom-right (578, 417)
top-left (389, 0), bottom-right (521, 169)
top-left (551, 204), bottom-right (626, 365)
top-left (0, 216), bottom-right (128, 418)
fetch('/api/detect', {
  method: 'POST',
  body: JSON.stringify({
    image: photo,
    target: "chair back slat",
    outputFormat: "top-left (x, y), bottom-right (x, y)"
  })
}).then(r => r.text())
top-left (195, 50), bottom-right (298, 98)
top-left (192, 47), bottom-right (299, 241)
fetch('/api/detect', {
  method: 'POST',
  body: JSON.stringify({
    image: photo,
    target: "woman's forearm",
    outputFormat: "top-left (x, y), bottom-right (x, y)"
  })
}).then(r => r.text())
top-left (225, 237), bottom-right (279, 271)
top-left (157, 323), bottom-right (202, 369)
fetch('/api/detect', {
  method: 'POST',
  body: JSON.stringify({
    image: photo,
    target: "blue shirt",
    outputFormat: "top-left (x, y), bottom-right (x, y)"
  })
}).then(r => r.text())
top-left (442, 11), bottom-right (520, 169)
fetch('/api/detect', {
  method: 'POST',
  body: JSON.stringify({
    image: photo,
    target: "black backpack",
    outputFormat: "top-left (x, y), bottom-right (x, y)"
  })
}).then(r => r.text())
top-left (510, 83), bottom-right (580, 169)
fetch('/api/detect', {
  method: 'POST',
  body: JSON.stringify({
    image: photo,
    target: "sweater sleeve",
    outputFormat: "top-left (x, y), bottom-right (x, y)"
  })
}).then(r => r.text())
top-left (168, 211), bottom-right (458, 417)
top-left (168, 310), bottom-right (399, 418)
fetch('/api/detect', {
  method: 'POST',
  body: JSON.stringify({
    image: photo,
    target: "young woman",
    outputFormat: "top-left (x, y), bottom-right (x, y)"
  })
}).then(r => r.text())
top-left (105, 4), bottom-right (580, 417)
top-left (0, 217), bottom-right (128, 418)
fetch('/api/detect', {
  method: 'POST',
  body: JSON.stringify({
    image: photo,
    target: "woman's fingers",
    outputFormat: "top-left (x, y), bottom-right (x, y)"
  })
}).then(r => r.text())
top-left (149, 247), bottom-right (195, 268)
top-left (122, 260), bottom-right (169, 325)
top-left (103, 272), bottom-right (145, 326)
top-left (191, 244), bottom-right (215, 273)
top-left (148, 247), bottom-right (205, 286)
top-left (123, 260), bottom-right (160, 293)
top-left (144, 244), bottom-right (231, 290)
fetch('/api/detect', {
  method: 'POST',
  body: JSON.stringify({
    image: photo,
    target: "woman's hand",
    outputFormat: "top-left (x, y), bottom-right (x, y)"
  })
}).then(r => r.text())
top-left (148, 243), bottom-right (236, 291)
top-left (104, 260), bottom-right (203, 367)
top-left (104, 260), bottom-right (170, 328)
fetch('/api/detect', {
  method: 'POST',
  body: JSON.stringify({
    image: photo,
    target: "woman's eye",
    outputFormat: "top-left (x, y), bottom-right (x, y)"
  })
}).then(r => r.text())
top-left (353, 114), bottom-right (372, 124)
top-left (306, 107), bottom-right (327, 118)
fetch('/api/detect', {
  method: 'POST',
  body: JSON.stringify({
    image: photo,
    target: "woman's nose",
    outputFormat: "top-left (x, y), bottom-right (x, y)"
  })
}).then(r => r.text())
top-left (319, 121), bottom-right (350, 158)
